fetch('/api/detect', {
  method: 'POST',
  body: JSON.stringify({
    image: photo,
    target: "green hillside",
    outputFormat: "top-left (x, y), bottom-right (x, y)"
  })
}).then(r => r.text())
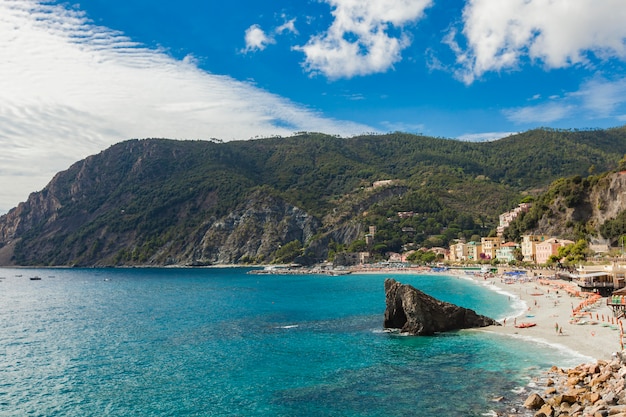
top-left (1, 127), bottom-right (625, 266)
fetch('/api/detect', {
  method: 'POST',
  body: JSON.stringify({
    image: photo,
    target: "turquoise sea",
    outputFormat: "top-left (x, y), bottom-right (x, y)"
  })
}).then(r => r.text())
top-left (0, 268), bottom-right (588, 416)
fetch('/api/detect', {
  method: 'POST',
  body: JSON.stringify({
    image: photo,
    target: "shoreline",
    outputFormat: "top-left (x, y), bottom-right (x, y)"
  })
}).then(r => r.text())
top-left (352, 265), bottom-right (621, 362)
top-left (462, 270), bottom-right (621, 362)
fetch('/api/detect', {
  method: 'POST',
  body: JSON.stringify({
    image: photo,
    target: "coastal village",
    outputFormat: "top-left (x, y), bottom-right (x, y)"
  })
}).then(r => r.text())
top-left (323, 200), bottom-right (626, 301)
top-left (376, 203), bottom-right (626, 416)
top-left (255, 196), bottom-right (626, 415)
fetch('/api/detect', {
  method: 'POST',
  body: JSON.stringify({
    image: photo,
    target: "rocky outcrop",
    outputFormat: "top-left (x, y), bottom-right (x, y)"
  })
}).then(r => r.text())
top-left (523, 355), bottom-right (626, 417)
top-left (189, 191), bottom-right (321, 265)
top-left (533, 171), bottom-right (626, 240)
top-left (383, 278), bottom-right (499, 335)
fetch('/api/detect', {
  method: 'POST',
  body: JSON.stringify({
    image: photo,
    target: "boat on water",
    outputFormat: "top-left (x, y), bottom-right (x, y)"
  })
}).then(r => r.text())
top-left (514, 322), bottom-right (536, 328)
top-left (29, 276), bottom-right (42, 280)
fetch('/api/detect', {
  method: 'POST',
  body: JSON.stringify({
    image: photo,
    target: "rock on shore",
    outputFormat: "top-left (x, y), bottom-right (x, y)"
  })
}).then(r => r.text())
top-left (524, 355), bottom-right (626, 417)
top-left (383, 278), bottom-right (500, 335)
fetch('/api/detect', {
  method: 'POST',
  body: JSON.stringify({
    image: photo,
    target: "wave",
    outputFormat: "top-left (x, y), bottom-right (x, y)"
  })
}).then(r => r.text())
top-left (455, 273), bottom-right (528, 321)
top-left (276, 324), bottom-right (299, 329)
top-left (484, 330), bottom-right (594, 367)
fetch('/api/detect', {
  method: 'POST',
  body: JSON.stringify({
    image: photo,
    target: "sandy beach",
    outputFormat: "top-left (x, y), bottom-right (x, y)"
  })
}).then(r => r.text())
top-left (463, 271), bottom-right (622, 362)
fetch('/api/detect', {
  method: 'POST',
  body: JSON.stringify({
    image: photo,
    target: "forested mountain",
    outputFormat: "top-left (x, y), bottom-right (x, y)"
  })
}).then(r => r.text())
top-left (1, 127), bottom-right (625, 266)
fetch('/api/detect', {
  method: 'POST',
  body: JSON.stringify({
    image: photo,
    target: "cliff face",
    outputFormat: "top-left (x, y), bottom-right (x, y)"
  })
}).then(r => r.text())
top-left (587, 173), bottom-right (626, 226)
top-left (0, 184), bottom-right (325, 267)
top-left (0, 139), bottom-right (387, 266)
top-left (184, 192), bottom-right (321, 265)
top-left (532, 172), bottom-right (626, 241)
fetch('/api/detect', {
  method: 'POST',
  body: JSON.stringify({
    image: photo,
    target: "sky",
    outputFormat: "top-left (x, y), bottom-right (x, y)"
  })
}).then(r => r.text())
top-left (2, 0), bottom-right (626, 213)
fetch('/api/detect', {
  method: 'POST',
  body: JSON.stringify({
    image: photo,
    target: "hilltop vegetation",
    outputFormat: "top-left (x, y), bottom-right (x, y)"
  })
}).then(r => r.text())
top-left (504, 166), bottom-right (626, 248)
top-left (1, 127), bottom-right (626, 266)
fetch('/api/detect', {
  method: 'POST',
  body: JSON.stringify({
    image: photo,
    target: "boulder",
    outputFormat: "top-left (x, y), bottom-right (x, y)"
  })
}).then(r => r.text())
top-left (524, 393), bottom-right (546, 410)
top-left (534, 403), bottom-right (554, 417)
top-left (383, 278), bottom-right (500, 336)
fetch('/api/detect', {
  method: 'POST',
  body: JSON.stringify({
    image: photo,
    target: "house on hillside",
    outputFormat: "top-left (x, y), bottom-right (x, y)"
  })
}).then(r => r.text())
top-left (497, 203), bottom-right (531, 236)
top-left (466, 241), bottom-right (482, 261)
top-left (388, 252), bottom-right (407, 263)
top-left (481, 237), bottom-right (503, 260)
top-left (495, 242), bottom-right (520, 263)
top-left (430, 247), bottom-right (448, 258)
top-left (521, 234), bottom-right (550, 263)
top-left (535, 238), bottom-right (574, 265)
top-left (373, 180), bottom-right (395, 188)
top-left (448, 241), bottom-right (466, 262)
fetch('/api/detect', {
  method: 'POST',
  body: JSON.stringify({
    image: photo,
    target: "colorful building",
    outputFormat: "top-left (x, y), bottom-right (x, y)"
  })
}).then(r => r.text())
top-left (521, 234), bottom-right (550, 263)
top-left (481, 237), bottom-right (503, 260)
top-left (535, 238), bottom-right (574, 265)
top-left (495, 242), bottom-right (519, 263)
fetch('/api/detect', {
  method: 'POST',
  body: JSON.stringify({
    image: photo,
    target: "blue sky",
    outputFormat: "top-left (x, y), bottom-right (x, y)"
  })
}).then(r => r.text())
top-left (1, 0), bottom-right (626, 212)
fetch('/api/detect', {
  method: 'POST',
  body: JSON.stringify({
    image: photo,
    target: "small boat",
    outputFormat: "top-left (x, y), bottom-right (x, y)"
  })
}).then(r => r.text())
top-left (29, 276), bottom-right (42, 280)
top-left (514, 322), bottom-right (536, 328)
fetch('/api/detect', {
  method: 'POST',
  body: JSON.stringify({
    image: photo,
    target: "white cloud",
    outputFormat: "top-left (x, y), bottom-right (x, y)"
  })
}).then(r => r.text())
top-left (380, 121), bottom-right (425, 134)
top-left (276, 18), bottom-right (298, 35)
top-left (575, 77), bottom-right (626, 117)
top-left (242, 24), bottom-right (275, 53)
top-left (503, 76), bottom-right (626, 124)
top-left (504, 101), bottom-right (575, 124)
top-left (295, 0), bottom-right (433, 79)
top-left (0, 0), bottom-right (372, 213)
top-left (457, 132), bottom-right (517, 142)
top-left (242, 17), bottom-right (297, 54)
top-left (452, 0), bottom-right (626, 83)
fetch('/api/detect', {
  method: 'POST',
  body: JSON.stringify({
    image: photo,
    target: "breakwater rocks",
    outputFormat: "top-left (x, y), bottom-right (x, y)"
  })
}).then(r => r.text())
top-left (522, 355), bottom-right (626, 417)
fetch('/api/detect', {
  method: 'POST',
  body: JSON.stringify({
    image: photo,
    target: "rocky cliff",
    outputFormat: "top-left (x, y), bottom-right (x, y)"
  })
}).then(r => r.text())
top-left (515, 171), bottom-right (626, 245)
top-left (181, 191), bottom-right (322, 265)
top-left (383, 278), bottom-right (499, 335)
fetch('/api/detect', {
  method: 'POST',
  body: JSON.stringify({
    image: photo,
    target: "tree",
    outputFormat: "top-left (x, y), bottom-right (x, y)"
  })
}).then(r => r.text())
top-left (558, 239), bottom-right (589, 265)
top-left (348, 239), bottom-right (367, 252)
top-left (407, 250), bottom-right (436, 265)
top-left (619, 154), bottom-right (626, 171)
top-left (272, 240), bottom-right (303, 264)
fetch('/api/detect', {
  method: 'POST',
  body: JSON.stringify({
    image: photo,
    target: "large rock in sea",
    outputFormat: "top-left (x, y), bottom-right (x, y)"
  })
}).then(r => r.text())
top-left (383, 278), bottom-right (500, 335)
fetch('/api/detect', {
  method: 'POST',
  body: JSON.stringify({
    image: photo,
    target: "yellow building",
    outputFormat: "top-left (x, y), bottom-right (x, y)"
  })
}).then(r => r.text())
top-left (521, 234), bottom-right (550, 263)
top-left (481, 237), bottom-right (503, 260)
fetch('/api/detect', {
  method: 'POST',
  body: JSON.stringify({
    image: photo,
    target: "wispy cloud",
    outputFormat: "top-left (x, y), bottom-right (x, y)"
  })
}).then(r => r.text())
top-left (294, 0), bottom-right (433, 79)
top-left (503, 76), bottom-right (626, 124)
top-left (457, 132), bottom-right (517, 142)
top-left (450, 0), bottom-right (626, 84)
top-left (276, 17), bottom-right (298, 35)
top-left (575, 77), bottom-right (626, 117)
top-left (380, 121), bottom-right (426, 134)
top-left (0, 0), bottom-right (372, 213)
top-left (504, 102), bottom-right (575, 125)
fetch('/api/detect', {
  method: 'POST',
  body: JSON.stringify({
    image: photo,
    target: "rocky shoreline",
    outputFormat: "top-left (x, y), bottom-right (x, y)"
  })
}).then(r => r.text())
top-left (509, 354), bottom-right (626, 417)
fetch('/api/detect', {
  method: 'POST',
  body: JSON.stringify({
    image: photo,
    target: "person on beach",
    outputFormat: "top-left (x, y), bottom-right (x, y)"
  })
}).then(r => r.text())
top-left (555, 323), bottom-right (559, 334)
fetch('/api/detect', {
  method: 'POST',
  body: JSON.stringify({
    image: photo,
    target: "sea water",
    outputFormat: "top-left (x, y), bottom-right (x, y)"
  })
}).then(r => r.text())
top-left (0, 268), bottom-right (588, 416)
